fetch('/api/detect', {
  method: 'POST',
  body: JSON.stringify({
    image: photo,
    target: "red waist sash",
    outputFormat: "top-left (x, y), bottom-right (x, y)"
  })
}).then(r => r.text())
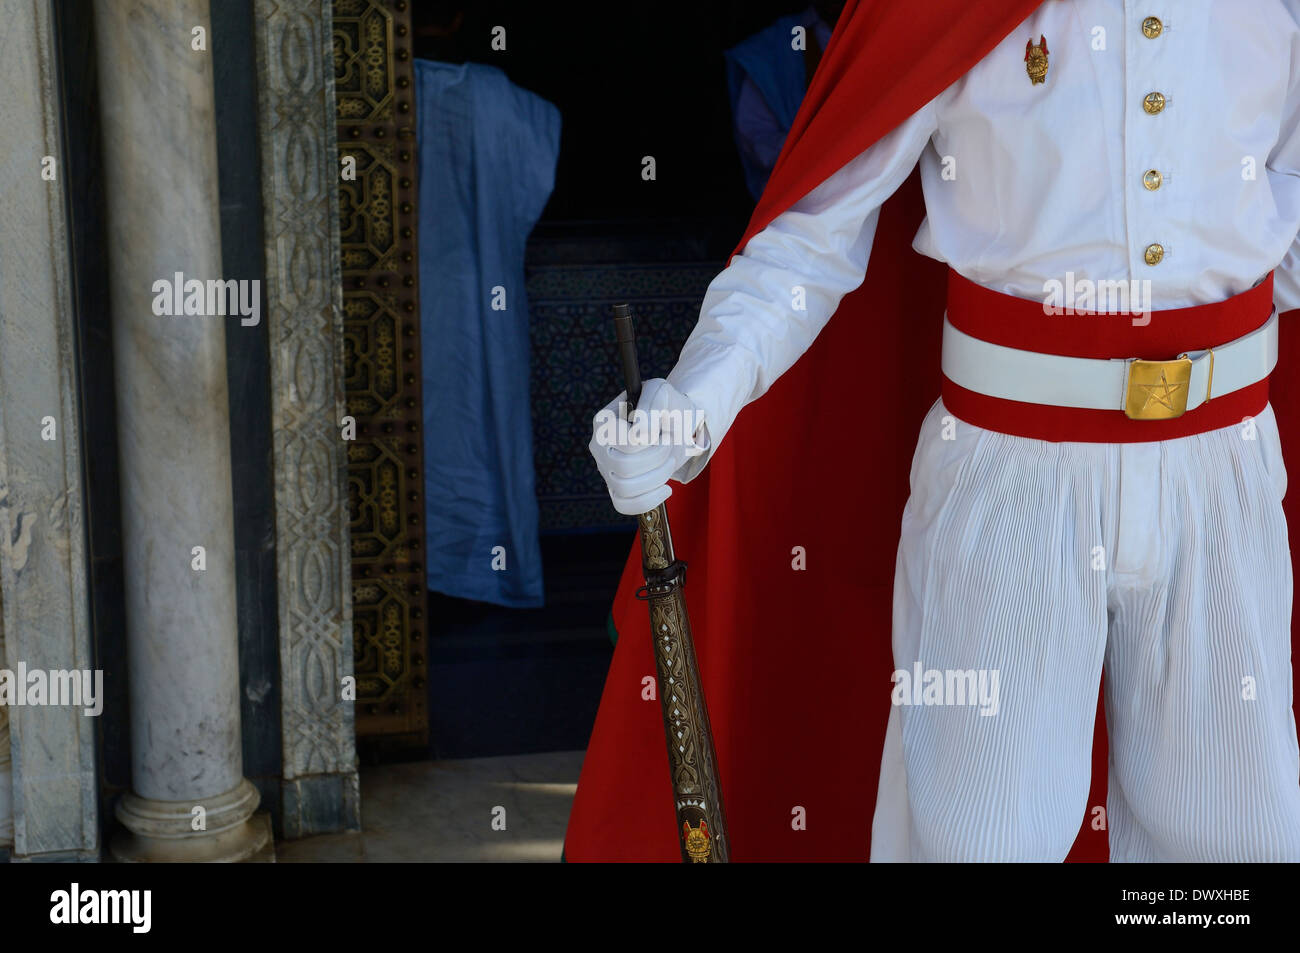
top-left (941, 269), bottom-right (1275, 443)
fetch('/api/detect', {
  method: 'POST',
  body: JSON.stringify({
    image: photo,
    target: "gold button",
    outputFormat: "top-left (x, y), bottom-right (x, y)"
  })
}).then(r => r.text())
top-left (1143, 169), bottom-right (1163, 191)
top-left (1143, 91), bottom-right (1167, 115)
top-left (1144, 243), bottom-right (1165, 266)
top-left (1142, 16), bottom-right (1163, 39)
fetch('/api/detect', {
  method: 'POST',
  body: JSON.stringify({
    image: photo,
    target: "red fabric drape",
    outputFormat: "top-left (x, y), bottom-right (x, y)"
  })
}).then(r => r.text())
top-left (564, 0), bottom-right (1300, 862)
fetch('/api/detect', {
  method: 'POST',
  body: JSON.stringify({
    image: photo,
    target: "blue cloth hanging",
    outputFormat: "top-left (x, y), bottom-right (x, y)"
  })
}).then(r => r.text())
top-left (415, 59), bottom-right (560, 607)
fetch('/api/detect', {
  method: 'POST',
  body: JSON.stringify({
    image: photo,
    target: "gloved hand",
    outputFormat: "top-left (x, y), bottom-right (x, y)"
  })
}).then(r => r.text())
top-left (589, 378), bottom-right (709, 515)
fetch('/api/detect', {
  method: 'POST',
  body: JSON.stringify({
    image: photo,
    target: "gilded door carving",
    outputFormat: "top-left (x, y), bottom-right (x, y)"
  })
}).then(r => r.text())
top-left (332, 0), bottom-right (428, 743)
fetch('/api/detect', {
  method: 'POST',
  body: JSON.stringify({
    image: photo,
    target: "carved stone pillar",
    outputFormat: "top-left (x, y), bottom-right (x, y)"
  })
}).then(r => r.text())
top-left (253, 0), bottom-right (361, 837)
top-left (0, 0), bottom-right (98, 862)
top-left (94, 0), bottom-right (268, 862)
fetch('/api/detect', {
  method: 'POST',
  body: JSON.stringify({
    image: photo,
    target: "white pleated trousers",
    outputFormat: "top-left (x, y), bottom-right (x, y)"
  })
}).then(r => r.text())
top-left (870, 398), bottom-right (1300, 862)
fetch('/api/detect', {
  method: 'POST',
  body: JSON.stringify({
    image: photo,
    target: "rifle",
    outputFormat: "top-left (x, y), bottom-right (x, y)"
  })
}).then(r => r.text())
top-left (611, 303), bottom-right (730, 863)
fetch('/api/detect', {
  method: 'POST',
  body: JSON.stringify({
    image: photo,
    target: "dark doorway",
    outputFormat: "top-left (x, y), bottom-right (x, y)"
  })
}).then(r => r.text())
top-left (417, 1), bottom-right (810, 759)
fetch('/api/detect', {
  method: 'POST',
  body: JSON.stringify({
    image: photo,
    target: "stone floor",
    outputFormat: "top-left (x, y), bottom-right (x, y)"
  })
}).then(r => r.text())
top-left (276, 750), bottom-right (584, 862)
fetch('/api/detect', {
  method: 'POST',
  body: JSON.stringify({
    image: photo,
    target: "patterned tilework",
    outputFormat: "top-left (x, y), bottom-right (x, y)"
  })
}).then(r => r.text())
top-left (528, 259), bottom-right (721, 531)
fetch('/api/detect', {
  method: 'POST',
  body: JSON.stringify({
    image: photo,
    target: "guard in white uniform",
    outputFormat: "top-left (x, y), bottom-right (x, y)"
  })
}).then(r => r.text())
top-left (590, 0), bottom-right (1300, 861)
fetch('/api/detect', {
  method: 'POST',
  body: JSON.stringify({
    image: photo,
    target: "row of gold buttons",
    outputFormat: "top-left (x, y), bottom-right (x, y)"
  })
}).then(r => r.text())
top-left (1142, 16), bottom-right (1165, 266)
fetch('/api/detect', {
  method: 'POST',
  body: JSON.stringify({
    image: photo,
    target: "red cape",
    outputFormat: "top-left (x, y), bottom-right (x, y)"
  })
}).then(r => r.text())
top-left (566, 0), bottom-right (1300, 862)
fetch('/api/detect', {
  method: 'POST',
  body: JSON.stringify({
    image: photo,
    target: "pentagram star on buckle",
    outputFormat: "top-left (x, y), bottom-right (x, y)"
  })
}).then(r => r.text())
top-left (1124, 356), bottom-right (1193, 419)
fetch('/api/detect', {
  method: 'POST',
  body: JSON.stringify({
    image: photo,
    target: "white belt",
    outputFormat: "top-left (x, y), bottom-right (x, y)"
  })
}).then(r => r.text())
top-left (941, 309), bottom-right (1278, 419)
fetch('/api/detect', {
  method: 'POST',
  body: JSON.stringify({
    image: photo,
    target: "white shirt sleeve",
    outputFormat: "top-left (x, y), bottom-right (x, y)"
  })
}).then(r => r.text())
top-left (1270, 3), bottom-right (1300, 314)
top-left (1276, 241), bottom-right (1300, 314)
top-left (666, 99), bottom-right (940, 482)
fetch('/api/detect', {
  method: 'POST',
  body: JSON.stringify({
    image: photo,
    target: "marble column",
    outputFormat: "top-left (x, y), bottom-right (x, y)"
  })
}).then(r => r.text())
top-left (95, 0), bottom-right (268, 862)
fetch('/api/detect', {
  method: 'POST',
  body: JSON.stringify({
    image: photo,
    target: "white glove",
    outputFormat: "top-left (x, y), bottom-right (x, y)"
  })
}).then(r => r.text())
top-left (589, 378), bottom-right (710, 515)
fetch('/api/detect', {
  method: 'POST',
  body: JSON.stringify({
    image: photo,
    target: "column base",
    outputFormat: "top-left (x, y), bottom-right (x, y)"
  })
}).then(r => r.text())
top-left (111, 777), bottom-right (271, 863)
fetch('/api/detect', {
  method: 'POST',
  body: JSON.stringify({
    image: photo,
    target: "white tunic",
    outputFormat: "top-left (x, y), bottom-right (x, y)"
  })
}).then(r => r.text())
top-left (668, 0), bottom-right (1300, 479)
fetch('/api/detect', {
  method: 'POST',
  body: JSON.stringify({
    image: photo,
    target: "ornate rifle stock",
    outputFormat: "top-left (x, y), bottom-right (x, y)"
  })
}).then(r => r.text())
top-left (612, 303), bottom-right (730, 863)
top-left (637, 505), bottom-right (730, 863)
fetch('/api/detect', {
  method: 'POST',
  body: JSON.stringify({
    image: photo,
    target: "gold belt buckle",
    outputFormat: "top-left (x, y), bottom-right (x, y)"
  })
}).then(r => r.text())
top-left (1124, 355), bottom-right (1193, 420)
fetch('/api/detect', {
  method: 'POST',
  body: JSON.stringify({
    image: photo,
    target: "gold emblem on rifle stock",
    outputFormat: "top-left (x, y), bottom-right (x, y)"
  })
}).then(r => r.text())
top-left (1025, 34), bottom-right (1049, 85)
top-left (683, 820), bottom-right (712, 863)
